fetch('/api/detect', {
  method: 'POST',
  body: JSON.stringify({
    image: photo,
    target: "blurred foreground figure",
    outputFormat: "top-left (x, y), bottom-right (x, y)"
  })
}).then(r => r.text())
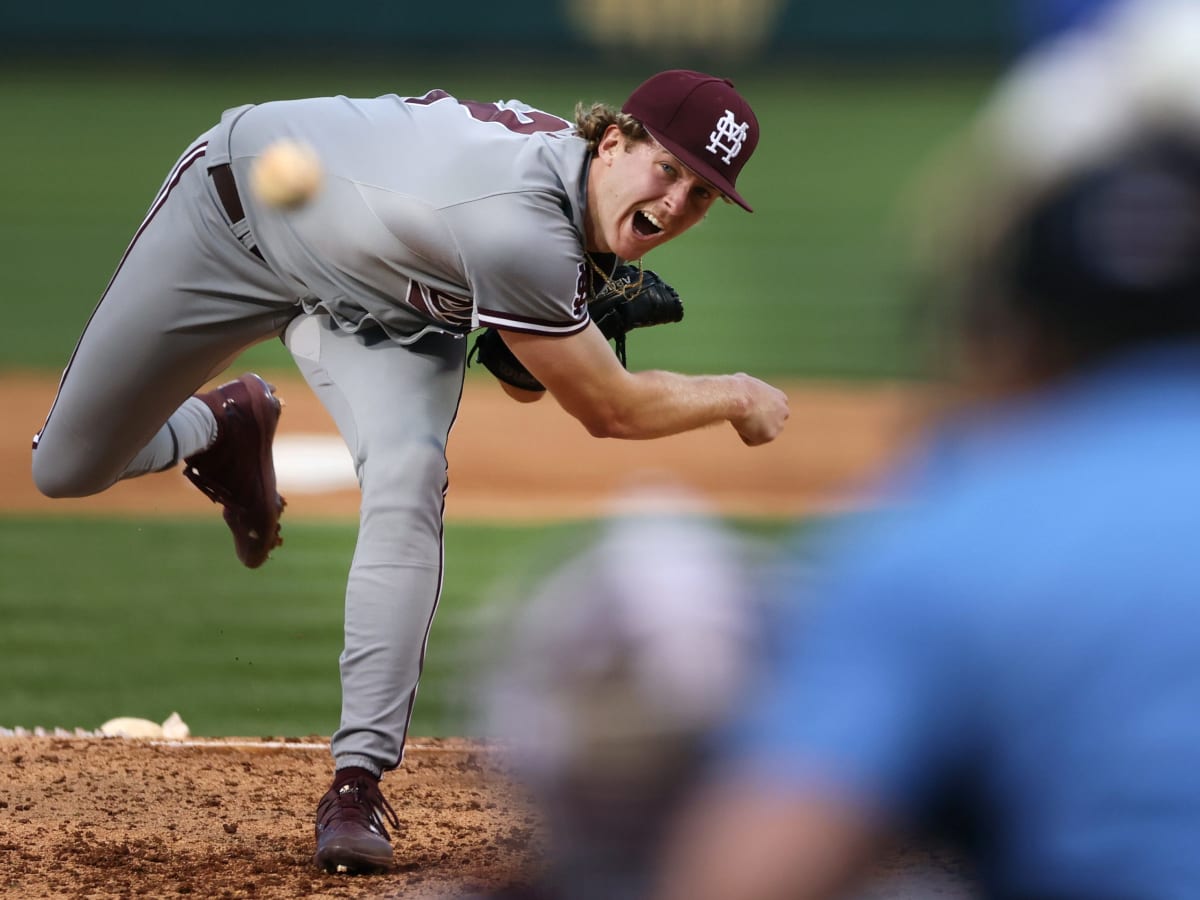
top-left (478, 486), bottom-right (762, 900)
top-left (653, 2), bottom-right (1200, 899)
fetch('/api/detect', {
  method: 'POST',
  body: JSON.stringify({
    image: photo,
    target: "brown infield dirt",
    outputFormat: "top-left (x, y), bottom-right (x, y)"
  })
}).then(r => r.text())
top-left (0, 373), bottom-right (978, 898)
top-left (0, 737), bottom-right (539, 900)
top-left (0, 372), bottom-right (931, 521)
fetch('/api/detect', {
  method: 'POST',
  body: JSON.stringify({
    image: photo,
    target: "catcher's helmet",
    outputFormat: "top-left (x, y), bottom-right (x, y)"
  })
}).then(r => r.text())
top-left (917, 0), bottom-right (1200, 363)
top-left (996, 134), bottom-right (1200, 345)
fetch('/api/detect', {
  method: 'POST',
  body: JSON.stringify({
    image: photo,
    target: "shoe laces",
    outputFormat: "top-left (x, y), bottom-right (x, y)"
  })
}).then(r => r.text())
top-left (316, 776), bottom-right (400, 839)
top-left (183, 460), bottom-right (240, 509)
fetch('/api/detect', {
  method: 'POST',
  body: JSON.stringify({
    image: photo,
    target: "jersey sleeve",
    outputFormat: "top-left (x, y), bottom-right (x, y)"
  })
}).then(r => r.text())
top-left (449, 192), bottom-right (591, 336)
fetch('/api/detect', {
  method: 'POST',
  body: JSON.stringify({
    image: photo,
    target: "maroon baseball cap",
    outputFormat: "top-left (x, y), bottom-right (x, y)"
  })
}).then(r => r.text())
top-left (622, 69), bottom-right (760, 212)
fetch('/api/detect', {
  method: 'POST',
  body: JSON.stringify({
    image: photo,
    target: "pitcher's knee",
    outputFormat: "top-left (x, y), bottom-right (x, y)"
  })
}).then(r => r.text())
top-left (359, 440), bottom-right (448, 525)
top-left (32, 446), bottom-right (118, 499)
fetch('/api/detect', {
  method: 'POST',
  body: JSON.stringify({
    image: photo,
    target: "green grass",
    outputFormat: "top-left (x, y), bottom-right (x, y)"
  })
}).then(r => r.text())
top-left (1, 59), bottom-right (991, 379)
top-left (0, 516), bottom-right (795, 738)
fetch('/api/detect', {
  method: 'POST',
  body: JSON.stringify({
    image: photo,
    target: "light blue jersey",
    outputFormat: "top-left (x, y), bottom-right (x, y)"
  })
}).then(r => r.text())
top-left (733, 343), bottom-right (1200, 900)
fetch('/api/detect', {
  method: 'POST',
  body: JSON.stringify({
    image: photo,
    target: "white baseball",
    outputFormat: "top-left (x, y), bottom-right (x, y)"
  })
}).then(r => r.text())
top-left (249, 139), bottom-right (323, 209)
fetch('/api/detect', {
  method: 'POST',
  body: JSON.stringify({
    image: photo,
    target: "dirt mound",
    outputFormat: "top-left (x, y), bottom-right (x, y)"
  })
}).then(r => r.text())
top-left (0, 737), bottom-right (539, 899)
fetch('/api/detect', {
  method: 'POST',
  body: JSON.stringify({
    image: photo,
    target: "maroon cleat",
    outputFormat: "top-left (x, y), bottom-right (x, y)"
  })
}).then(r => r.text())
top-left (183, 373), bottom-right (285, 568)
top-left (314, 769), bottom-right (399, 874)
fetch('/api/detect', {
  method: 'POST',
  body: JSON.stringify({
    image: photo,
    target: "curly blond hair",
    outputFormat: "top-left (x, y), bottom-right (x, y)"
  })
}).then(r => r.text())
top-left (573, 102), bottom-right (649, 153)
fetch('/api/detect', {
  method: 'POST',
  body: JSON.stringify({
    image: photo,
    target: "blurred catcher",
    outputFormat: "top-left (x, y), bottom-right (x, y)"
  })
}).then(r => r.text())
top-left (475, 485), bottom-right (764, 900)
top-left (651, 2), bottom-right (1200, 899)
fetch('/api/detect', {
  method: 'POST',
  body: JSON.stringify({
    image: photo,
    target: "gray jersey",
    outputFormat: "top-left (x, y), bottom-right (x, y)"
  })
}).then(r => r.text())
top-left (204, 92), bottom-right (594, 344)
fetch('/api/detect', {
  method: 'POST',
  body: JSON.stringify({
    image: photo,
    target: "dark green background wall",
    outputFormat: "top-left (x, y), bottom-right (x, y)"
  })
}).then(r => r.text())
top-left (3, 0), bottom-right (1015, 60)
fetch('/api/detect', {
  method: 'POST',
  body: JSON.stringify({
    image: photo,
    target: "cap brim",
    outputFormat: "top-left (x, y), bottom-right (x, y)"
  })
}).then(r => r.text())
top-left (643, 123), bottom-right (754, 213)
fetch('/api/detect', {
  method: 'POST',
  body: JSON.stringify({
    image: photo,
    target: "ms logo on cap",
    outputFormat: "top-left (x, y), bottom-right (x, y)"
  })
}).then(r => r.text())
top-left (622, 69), bottom-right (760, 212)
top-left (707, 110), bottom-right (750, 165)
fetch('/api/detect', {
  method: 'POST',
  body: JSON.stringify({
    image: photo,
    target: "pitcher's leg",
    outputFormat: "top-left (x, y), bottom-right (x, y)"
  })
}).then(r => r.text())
top-left (290, 316), bottom-right (465, 872)
top-left (122, 396), bottom-right (217, 478)
top-left (286, 315), bottom-right (466, 773)
top-left (32, 140), bottom-right (295, 499)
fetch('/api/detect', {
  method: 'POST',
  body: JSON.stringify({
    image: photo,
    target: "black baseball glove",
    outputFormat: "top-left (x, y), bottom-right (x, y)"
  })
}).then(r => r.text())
top-left (468, 265), bottom-right (684, 392)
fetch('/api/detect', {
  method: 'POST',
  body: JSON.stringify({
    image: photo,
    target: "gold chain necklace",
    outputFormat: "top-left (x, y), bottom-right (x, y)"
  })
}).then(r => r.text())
top-left (585, 253), bottom-right (644, 299)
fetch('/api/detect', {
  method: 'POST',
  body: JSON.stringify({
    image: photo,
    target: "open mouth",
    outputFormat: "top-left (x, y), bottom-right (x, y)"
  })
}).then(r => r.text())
top-left (632, 210), bottom-right (664, 237)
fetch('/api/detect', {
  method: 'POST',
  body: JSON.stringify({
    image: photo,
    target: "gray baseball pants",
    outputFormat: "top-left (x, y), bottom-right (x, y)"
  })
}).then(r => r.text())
top-left (32, 132), bottom-right (465, 775)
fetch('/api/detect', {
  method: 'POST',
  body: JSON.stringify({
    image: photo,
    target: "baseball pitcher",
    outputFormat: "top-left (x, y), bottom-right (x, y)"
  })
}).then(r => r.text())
top-left (31, 69), bottom-right (789, 874)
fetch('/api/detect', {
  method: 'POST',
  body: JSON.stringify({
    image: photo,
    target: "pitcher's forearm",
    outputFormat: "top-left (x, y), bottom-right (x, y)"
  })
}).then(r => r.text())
top-left (574, 370), bottom-right (751, 440)
top-left (506, 325), bottom-right (789, 445)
